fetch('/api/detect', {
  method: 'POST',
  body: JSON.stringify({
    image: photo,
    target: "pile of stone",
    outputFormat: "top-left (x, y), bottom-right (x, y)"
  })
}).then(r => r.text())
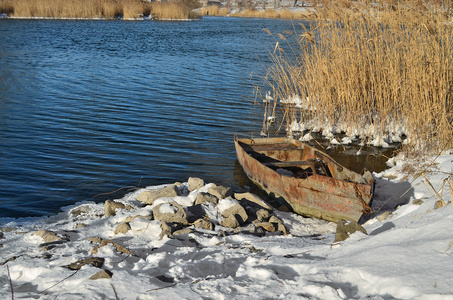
top-left (106, 177), bottom-right (288, 239)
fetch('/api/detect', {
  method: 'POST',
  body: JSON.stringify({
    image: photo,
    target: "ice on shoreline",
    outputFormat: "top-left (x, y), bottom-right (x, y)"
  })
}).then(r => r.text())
top-left (267, 95), bottom-right (410, 149)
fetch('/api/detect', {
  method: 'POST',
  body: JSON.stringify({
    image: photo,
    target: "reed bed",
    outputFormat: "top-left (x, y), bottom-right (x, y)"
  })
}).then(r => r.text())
top-left (151, 1), bottom-right (199, 20)
top-left (232, 8), bottom-right (310, 19)
top-left (0, 0), bottom-right (199, 20)
top-left (199, 5), bottom-right (229, 16)
top-left (0, 0), bottom-right (151, 19)
top-left (261, 0), bottom-right (453, 156)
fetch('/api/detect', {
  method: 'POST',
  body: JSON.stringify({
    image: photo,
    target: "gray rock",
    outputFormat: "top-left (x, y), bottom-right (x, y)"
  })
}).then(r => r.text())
top-left (268, 216), bottom-right (288, 234)
top-left (76, 223), bottom-right (87, 229)
top-left (153, 202), bottom-right (188, 224)
top-left (220, 214), bottom-right (241, 228)
top-left (234, 192), bottom-right (274, 211)
top-left (193, 219), bottom-right (215, 231)
top-left (70, 205), bottom-right (92, 217)
top-left (160, 222), bottom-right (184, 239)
top-left (186, 204), bottom-right (207, 223)
top-left (195, 192), bottom-right (219, 205)
top-left (255, 222), bottom-right (277, 232)
top-left (32, 230), bottom-right (62, 243)
top-left (221, 203), bottom-right (248, 224)
top-left (208, 185), bottom-right (233, 200)
top-left (233, 225), bottom-right (266, 237)
top-left (105, 200), bottom-right (131, 217)
top-left (188, 177), bottom-right (204, 192)
top-left (268, 215), bottom-right (281, 224)
top-left (64, 257), bottom-right (105, 270)
top-left (173, 228), bottom-right (193, 236)
top-left (114, 222), bottom-right (131, 235)
top-left (255, 209), bottom-right (270, 222)
top-left (335, 219), bottom-right (367, 242)
top-left (91, 239), bottom-right (136, 256)
top-left (90, 270), bottom-right (113, 280)
top-left (124, 214), bottom-right (153, 223)
top-left (136, 184), bottom-right (182, 205)
top-left (1, 227), bottom-right (16, 233)
top-left (175, 182), bottom-right (189, 196)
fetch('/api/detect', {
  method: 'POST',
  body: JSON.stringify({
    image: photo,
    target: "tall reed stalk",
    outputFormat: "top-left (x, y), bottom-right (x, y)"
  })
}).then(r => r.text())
top-left (262, 0), bottom-right (453, 156)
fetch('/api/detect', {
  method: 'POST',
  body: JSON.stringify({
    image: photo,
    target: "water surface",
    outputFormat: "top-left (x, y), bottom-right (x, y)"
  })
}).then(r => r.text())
top-left (0, 17), bottom-right (306, 218)
top-left (0, 17), bottom-right (393, 219)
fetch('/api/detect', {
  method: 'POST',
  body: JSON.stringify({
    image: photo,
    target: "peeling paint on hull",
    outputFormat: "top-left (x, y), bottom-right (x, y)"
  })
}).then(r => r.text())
top-left (235, 137), bottom-right (375, 222)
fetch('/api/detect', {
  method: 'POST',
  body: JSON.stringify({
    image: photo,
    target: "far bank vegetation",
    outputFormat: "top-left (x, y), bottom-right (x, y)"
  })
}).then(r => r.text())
top-left (0, 0), bottom-right (200, 20)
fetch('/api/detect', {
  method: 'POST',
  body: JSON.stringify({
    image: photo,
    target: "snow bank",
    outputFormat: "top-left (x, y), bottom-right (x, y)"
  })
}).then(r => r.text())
top-left (0, 153), bottom-right (452, 299)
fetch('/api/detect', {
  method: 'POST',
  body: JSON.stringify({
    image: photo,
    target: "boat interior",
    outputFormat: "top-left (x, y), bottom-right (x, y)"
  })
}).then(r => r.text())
top-left (240, 141), bottom-right (335, 179)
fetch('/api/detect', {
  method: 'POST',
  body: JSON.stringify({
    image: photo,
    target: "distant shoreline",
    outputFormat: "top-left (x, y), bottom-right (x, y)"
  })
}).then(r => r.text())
top-left (0, 0), bottom-right (312, 21)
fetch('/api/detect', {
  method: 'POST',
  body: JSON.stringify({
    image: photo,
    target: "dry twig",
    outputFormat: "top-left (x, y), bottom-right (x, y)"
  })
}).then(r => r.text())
top-left (7, 265), bottom-right (14, 300)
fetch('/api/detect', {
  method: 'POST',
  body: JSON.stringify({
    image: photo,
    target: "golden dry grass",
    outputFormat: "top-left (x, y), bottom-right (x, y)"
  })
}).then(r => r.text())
top-left (199, 5), bottom-right (229, 16)
top-left (0, 0), bottom-right (151, 19)
top-left (151, 1), bottom-right (199, 20)
top-left (0, 0), bottom-right (200, 19)
top-left (261, 0), bottom-right (453, 156)
top-left (231, 8), bottom-right (310, 19)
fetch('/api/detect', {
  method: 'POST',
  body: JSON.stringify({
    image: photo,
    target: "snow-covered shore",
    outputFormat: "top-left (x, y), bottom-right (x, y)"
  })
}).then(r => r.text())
top-left (0, 153), bottom-right (452, 299)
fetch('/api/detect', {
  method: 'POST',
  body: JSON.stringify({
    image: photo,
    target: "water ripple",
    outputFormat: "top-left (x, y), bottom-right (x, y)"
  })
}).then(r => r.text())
top-left (0, 17), bottom-right (302, 218)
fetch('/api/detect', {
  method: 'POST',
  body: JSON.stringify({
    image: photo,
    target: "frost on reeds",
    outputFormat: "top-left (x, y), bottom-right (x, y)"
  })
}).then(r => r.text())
top-left (259, 0), bottom-right (453, 156)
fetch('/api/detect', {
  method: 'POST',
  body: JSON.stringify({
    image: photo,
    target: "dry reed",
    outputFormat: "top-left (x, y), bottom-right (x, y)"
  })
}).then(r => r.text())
top-left (199, 5), bottom-right (229, 16)
top-left (261, 0), bottom-right (453, 156)
top-left (0, 0), bottom-right (200, 20)
top-left (0, 0), bottom-right (151, 19)
top-left (232, 8), bottom-right (310, 19)
top-left (150, 1), bottom-right (199, 20)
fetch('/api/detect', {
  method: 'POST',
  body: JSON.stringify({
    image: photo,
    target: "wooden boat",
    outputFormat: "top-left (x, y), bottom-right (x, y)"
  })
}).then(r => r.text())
top-left (234, 137), bottom-right (375, 223)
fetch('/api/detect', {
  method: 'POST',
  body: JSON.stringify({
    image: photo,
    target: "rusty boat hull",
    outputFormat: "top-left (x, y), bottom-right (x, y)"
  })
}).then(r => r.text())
top-left (234, 137), bottom-right (375, 223)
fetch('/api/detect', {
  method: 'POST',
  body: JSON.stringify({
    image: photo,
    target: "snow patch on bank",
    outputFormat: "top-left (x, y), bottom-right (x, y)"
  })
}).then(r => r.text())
top-left (0, 153), bottom-right (452, 299)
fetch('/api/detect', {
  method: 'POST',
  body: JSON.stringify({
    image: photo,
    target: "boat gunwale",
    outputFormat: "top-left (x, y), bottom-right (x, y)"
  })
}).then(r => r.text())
top-left (235, 137), bottom-right (374, 185)
top-left (234, 137), bottom-right (375, 222)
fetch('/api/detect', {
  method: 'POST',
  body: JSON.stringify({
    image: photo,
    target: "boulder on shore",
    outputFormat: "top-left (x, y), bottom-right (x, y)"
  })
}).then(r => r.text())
top-left (136, 184), bottom-right (182, 205)
top-left (105, 200), bottom-right (131, 217)
top-left (195, 192), bottom-right (219, 205)
top-left (335, 219), bottom-right (367, 242)
top-left (114, 222), bottom-right (131, 235)
top-left (90, 270), bottom-right (113, 280)
top-left (153, 202), bottom-right (188, 224)
top-left (32, 230), bottom-right (62, 243)
top-left (188, 177), bottom-right (204, 192)
top-left (234, 192), bottom-right (274, 211)
top-left (208, 185), bottom-right (233, 200)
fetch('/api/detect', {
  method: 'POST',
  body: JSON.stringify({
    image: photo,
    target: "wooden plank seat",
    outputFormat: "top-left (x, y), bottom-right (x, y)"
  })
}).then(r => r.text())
top-left (264, 159), bottom-right (333, 177)
top-left (263, 160), bottom-right (310, 168)
top-left (250, 144), bottom-right (299, 152)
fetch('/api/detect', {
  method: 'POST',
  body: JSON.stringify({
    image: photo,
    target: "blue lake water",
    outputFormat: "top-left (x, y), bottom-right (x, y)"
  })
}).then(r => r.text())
top-left (0, 17), bottom-right (305, 218)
